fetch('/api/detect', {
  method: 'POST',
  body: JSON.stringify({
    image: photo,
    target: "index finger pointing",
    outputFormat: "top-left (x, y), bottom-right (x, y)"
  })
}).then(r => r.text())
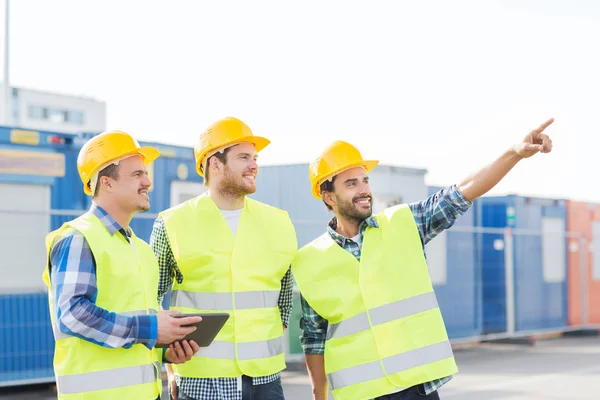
top-left (535, 118), bottom-right (555, 133)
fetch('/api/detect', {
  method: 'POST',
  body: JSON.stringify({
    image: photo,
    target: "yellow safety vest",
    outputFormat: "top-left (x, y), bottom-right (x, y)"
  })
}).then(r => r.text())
top-left (159, 195), bottom-right (297, 378)
top-left (41, 212), bottom-right (162, 400)
top-left (292, 204), bottom-right (458, 400)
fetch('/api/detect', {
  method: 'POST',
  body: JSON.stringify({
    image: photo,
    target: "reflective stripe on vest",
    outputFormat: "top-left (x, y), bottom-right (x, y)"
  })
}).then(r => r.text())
top-left (327, 341), bottom-right (453, 390)
top-left (326, 292), bottom-right (439, 340)
top-left (57, 362), bottom-right (161, 395)
top-left (171, 290), bottom-right (280, 310)
top-left (193, 337), bottom-right (284, 360)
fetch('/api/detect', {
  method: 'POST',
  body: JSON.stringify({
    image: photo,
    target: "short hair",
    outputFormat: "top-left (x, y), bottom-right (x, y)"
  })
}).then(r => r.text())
top-left (92, 163), bottom-right (120, 197)
top-left (203, 147), bottom-right (232, 186)
top-left (320, 175), bottom-right (337, 211)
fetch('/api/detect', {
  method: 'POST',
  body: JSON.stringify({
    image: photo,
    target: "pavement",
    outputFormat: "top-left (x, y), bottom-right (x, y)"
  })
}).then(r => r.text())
top-left (1, 335), bottom-right (599, 399)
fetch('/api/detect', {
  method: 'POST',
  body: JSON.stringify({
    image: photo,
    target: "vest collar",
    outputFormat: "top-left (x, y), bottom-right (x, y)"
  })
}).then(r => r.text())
top-left (327, 215), bottom-right (379, 247)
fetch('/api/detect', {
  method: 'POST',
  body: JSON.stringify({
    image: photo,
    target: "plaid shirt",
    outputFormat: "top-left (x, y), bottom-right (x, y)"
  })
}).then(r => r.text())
top-left (150, 212), bottom-right (294, 400)
top-left (299, 184), bottom-right (472, 397)
top-left (48, 204), bottom-right (157, 350)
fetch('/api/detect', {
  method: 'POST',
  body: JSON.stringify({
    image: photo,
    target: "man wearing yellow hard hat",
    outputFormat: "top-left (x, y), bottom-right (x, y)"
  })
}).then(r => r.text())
top-left (42, 130), bottom-right (202, 400)
top-left (150, 117), bottom-right (298, 399)
top-left (292, 118), bottom-right (555, 400)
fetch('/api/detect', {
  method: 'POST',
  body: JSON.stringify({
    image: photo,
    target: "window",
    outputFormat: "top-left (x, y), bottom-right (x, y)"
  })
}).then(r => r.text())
top-left (28, 105), bottom-right (47, 120)
top-left (66, 110), bottom-right (84, 124)
top-left (424, 231), bottom-right (447, 285)
top-left (541, 217), bottom-right (566, 283)
top-left (27, 105), bottom-right (85, 125)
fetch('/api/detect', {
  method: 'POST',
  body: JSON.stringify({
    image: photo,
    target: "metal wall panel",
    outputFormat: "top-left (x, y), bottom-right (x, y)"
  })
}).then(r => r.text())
top-left (477, 195), bottom-right (568, 334)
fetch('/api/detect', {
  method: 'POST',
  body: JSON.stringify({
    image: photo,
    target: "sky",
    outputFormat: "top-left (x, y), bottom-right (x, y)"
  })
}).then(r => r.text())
top-left (2, 0), bottom-right (599, 201)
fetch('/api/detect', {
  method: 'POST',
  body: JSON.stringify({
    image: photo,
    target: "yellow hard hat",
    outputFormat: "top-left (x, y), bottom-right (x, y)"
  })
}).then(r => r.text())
top-left (77, 130), bottom-right (160, 195)
top-left (309, 140), bottom-right (379, 200)
top-left (194, 117), bottom-right (270, 177)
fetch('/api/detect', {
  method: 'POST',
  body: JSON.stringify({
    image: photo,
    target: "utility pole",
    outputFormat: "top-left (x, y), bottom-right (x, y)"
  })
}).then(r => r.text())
top-left (3, 0), bottom-right (10, 125)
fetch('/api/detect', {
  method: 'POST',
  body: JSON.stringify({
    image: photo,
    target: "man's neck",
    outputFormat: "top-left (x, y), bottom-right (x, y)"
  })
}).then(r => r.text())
top-left (334, 215), bottom-right (362, 239)
top-left (93, 198), bottom-right (132, 229)
top-left (208, 188), bottom-right (245, 211)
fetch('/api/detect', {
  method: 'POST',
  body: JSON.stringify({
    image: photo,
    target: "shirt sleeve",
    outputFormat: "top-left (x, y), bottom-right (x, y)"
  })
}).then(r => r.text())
top-left (50, 230), bottom-right (157, 350)
top-left (299, 295), bottom-right (328, 355)
top-left (408, 184), bottom-right (473, 246)
top-left (150, 216), bottom-right (183, 305)
top-left (278, 267), bottom-right (294, 328)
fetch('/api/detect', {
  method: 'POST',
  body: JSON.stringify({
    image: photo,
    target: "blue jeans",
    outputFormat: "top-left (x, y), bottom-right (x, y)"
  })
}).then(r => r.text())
top-left (375, 385), bottom-right (441, 399)
top-left (242, 376), bottom-right (285, 400)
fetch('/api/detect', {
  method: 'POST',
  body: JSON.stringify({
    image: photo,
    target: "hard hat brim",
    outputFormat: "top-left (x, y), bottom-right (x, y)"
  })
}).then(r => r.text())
top-left (196, 136), bottom-right (271, 177)
top-left (312, 159), bottom-right (379, 200)
top-left (137, 146), bottom-right (161, 164)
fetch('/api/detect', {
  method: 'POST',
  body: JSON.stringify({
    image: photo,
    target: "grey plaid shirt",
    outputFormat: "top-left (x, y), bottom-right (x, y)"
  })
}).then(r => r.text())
top-left (150, 215), bottom-right (293, 400)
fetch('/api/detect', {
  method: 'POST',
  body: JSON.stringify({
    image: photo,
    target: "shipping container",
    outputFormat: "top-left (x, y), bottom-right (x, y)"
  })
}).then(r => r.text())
top-left (424, 186), bottom-right (482, 340)
top-left (566, 201), bottom-right (600, 326)
top-left (476, 195), bottom-right (568, 334)
top-left (0, 125), bottom-right (80, 386)
top-left (0, 294), bottom-right (54, 387)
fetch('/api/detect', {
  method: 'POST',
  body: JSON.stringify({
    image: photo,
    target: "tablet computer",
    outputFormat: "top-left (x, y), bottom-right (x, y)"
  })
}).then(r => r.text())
top-left (155, 313), bottom-right (230, 348)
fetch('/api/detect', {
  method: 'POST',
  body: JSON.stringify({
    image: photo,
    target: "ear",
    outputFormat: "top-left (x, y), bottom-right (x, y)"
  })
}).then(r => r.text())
top-left (322, 191), bottom-right (336, 209)
top-left (99, 176), bottom-right (113, 192)
top-left (209, 156), bottom-right (221, 172)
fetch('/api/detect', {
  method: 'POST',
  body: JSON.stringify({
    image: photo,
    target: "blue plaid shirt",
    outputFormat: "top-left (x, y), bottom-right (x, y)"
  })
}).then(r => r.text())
top-left (48, 204), bottom-right (158, 350)
top-left (299, 185), bottom-right (472, 397)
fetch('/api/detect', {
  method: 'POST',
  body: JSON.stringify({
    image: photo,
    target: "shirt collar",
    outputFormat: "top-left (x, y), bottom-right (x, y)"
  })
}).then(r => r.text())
top-left (90, 203), bottom-right (131, 237)
top-left (327, 215), bottom-right (379, 246)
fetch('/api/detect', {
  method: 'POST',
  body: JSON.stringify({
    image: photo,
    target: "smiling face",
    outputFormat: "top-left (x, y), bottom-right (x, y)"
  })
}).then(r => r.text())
top-left (96, 154), bottom-right (152, 213)
top-left (322, 166), bottom-right (373, 222)
top-left (209, 142), bottom-right (259, 196)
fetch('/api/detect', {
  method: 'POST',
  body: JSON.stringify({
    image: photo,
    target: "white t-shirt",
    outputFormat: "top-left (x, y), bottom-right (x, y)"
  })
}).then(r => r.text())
top-left (220, 208), bottom-right (243, 236)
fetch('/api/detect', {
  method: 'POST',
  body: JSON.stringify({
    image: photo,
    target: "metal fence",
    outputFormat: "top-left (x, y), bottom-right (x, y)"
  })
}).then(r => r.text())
top-left (1, 209), bottom-right (599, 387)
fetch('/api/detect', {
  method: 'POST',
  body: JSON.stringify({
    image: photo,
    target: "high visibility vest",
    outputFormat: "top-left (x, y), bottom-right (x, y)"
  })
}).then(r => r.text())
top-left (159, 195), bottom-right (297, 378)
top-left (292, 204), bottom-right (458, 400)
top-left (41, 212), bottom-right (162, 400)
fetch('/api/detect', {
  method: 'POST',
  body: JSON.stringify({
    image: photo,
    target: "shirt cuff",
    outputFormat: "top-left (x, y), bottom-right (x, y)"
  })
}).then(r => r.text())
top-left (136, 314), bottom-right (158, 350)
top-left (301, 334), bottom-right (327, 355)
top-left (280, 309), bottom-right (292, 328)
top-left (448, 184), bottom-right (473, 209)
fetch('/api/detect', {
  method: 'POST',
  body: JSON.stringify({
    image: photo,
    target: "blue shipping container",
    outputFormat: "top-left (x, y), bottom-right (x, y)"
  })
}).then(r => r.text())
top-left (425, 186), bottom-right (482, 340)
top-left (0, 293), bottom-right (54, 386)
top-left (477, 195), bottom-right (568, 334)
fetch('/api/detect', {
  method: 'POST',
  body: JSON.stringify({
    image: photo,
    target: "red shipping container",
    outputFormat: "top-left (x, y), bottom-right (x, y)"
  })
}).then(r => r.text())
top-left (566, 200), bottom-right (600, 325)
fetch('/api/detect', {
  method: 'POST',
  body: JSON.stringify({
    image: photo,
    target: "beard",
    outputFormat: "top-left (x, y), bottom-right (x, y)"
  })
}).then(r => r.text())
top-left (136, 203), bottom-right (151, 212)
top-left (219, 165), bottom-right (256, 197)
top-left (336, 193), bottom-right (373, 223)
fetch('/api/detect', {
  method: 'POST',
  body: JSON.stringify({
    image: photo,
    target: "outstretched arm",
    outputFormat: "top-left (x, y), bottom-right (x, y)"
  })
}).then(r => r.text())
top-left (457, 118), bottom-right (554, 202)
